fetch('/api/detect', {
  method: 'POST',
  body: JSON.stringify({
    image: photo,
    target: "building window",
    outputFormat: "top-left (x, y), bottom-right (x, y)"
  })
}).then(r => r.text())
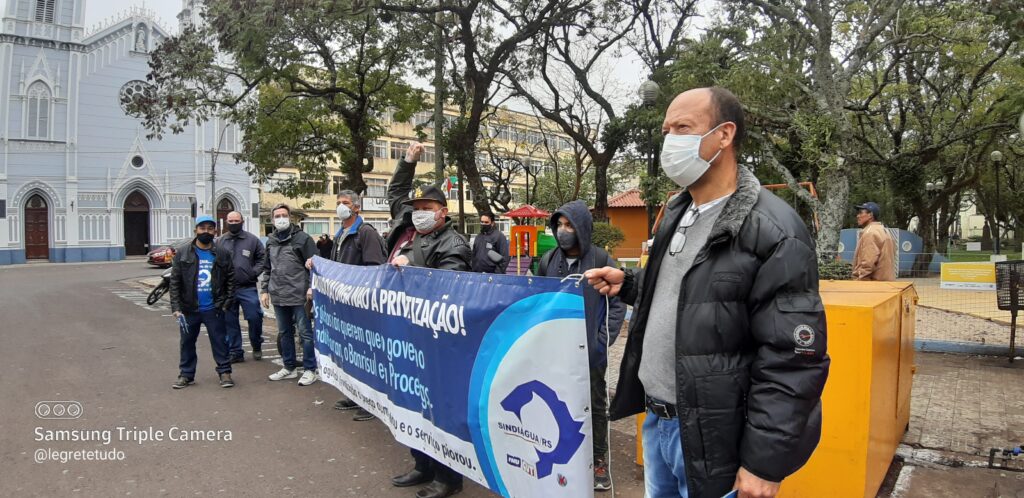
top-left (390, 142), bottom-right (405, 160)
top-left (119, 80), bottom-right (154, 117)
top-left (422, 146), bottom-right (435, 164)
top-left (366, 178), bottom-right (387, 197)
top-left (131, 155), bottom-right (145, 169)
top-left (26, 81), bottom-right (51, 139)
top-left (372, 140), bottom-right (388, 159)
top-left (35, 0), bottom-right (55, 23)
top-left (302, 219), bottom-right (329, 237)
top-left (332, 176), bottom-right (345, 195)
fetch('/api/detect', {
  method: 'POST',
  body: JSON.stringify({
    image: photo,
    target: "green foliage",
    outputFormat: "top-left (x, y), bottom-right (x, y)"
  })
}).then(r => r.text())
top-left (592, 222), bottom-right (625, 251)
top-left (818, 258), bottom-right (853, 281)
top-left (132, 0), bottom-right (427, 196)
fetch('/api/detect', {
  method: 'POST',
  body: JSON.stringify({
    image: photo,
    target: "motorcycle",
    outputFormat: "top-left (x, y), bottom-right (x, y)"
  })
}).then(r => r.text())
top-left (147, 268), bottom-right (172, 305)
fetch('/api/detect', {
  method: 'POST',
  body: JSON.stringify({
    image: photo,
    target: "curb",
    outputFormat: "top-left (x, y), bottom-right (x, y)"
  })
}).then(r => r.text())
top-left (914, 339), bottom-right (1015, 357)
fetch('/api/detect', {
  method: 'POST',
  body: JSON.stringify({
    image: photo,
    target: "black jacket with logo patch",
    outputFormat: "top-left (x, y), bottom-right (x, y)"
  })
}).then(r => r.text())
top-left (385, 159), bottom-right (471, 271)
top-left (610, 166), bottom-right (830, 497)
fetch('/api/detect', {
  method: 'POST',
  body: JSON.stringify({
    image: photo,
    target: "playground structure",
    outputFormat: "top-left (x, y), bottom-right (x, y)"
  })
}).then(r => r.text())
top-left (504, 204), bottom-right (555, 275)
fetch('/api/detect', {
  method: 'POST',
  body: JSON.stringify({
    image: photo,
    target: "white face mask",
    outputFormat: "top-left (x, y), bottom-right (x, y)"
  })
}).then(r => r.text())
top-left (660, 123), bottom-right (724, 188)
top-left (273, 217), bottom-right (290, 231)
top-left (411, 210), bottom-right (439, 232)
top-left (336, 204), bottom-right (352, 221)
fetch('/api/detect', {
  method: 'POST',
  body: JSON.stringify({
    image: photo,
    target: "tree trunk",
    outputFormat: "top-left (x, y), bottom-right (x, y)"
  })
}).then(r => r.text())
top-left (593, 153), bottom-right (610, 222)
top-left (815, 166), bottom-right (850, 257)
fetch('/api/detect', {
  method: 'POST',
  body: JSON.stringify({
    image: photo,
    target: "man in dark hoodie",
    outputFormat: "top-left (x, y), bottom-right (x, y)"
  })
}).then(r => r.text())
top-left (307, 189), bottom-right (388, 422)
top-left (536, 200), bottom-right (626, 491)
top-left (260, 203), bottom-right (320, 387)
top-left (387, 142), bottom-right (471, 498)
top-left (170, 216), bottom-right (237, 389)
top-left (470, 213), bottom-right (508, 274)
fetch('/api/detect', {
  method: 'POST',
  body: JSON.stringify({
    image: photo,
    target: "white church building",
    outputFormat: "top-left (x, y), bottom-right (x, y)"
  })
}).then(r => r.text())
top-left (0, 0), bottom-right (257, 265)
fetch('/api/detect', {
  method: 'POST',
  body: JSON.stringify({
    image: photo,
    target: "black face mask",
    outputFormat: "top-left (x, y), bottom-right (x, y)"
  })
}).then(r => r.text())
top-left (227, 223), bottom-right (243, 234)
top-left (556, 230), bottom-right (577, 251)
top-left (196, 233), bottom-right (214, 244)
top-left (481, 224), bottom-right (493, 233)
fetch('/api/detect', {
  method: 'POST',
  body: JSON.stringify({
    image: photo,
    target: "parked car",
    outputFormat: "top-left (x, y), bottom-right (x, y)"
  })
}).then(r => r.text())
top-left (147, 239), bottom-right (190, 268)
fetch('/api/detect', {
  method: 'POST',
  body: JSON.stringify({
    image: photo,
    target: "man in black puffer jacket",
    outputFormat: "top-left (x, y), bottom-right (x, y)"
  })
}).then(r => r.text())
top-left (536, 200), bottom-right (626, 492)
top-left (586, 87), bottom-right (829, 498)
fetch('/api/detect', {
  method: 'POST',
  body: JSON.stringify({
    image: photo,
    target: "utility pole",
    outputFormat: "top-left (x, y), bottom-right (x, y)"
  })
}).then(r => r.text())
top-left (433, 10), bottom-right (445, 187)
top-left (210, 120), bottom-right (229, 231)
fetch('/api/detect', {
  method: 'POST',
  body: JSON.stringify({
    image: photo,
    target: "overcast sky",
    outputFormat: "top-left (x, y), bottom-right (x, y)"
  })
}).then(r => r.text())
top-left (78, 0), bottom-right (709, 114)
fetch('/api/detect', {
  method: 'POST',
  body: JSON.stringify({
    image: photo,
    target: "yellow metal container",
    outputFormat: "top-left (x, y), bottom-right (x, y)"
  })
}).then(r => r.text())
top-left (633, 281), bottom-right (917, 498)
top-left (780, 281), bottom-right (917, 497)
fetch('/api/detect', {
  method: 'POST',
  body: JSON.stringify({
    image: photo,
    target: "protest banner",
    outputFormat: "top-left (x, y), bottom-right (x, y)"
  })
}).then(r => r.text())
top-left (311, 257), bottom-right (594, 497)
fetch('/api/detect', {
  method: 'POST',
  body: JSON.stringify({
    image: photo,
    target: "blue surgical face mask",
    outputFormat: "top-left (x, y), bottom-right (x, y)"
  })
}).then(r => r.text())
top-left (659, 123), bottom-right (725, 188)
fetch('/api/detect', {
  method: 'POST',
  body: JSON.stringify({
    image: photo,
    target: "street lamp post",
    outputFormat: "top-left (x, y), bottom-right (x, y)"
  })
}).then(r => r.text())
top-left (925, 181), bottom-right (945, 253)
top-left (639, 79), bottom-right (660, 238)
top-left (991, 150), bottom-right (1003, 255)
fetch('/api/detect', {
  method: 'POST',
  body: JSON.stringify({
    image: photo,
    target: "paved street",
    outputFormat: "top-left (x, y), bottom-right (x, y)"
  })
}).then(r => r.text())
top-left (0, 261), bottom-right (643, 497)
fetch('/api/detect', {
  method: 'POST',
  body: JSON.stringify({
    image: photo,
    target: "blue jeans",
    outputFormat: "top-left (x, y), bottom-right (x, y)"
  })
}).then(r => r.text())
top-left (179, 309), bottom-right (231, 377)
top-left (274, 304), bottom-right (316, 371)
top-left (225, 286), bottom-right (264, 357)
top-left (643, 409), bottom-right (689, 498)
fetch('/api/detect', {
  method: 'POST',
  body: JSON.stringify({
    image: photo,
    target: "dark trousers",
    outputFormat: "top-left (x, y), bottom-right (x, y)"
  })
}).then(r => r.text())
top-left (225, 286), bottom-right (264, 357)
top-left (592, 366), bottom-right (609, 460)
top-left (179, 309), bottom-right (231, 378)
top-left (412, 449), bottom-right (463, 486)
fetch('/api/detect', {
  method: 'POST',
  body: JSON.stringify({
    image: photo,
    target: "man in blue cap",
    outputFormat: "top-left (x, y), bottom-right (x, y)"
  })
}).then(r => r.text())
top-left (853, 202), bottom-right (895, 281)
top-left (169, 215), bottom-right (237, 388)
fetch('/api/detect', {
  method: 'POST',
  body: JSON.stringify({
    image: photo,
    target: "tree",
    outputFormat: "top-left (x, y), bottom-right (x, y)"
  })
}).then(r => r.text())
top-left (501, 0), bottom-right (697, 221)
top-left (380, 0), bottom-right (592, 222)
top-left (130, 0), bottom-right (425, 195)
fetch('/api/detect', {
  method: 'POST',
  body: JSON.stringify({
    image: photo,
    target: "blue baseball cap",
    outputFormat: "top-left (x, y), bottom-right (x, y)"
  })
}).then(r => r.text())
top-left (854, 202), bottom-right (880, 220)
top-left (195, 215), bottom-right (216, 227)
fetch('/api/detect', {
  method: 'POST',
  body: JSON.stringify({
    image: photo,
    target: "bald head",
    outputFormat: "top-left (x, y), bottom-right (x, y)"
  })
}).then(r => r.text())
top-left (663, 87), bottom-right (744, 153)
top-left (226, 211), bottom-right (243, 223)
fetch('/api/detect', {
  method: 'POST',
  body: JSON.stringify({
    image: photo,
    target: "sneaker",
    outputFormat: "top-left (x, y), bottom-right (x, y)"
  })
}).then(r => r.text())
top-left (297, 370), bottom-right (319, 386)
top-left (219, 373), bottom-right (235, 388)
top-left (229, 355), bottom-right (245, 364)
top-left (172, 376), bottom-right (194, 389)
top-left (268, 368), bottom-right (298, 381)
top-left (253, 350), bottom-right (263, 361)
top-left (594, 459), bottom-right (612, 491)
top-left (334, 399), bottom-right (359, 411)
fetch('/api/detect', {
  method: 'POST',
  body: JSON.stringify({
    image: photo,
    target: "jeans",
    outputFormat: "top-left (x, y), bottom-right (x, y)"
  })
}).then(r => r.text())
top-left (179, 309), bottom-right (231, 378)
top-left (591, 366), bottom-right (609, 461)
top-left (274, 304), bottom-right (316, 371)
top-left (225, 286), bottom-right (263, 357)
top-left (643, 408), bottom-right (689, 498)
top-left (411, 449), bottom-right (463, 487)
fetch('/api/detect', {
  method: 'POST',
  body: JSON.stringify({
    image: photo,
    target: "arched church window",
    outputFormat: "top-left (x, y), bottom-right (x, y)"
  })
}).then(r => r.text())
top-left (26, 81), bottom-right (51, 139)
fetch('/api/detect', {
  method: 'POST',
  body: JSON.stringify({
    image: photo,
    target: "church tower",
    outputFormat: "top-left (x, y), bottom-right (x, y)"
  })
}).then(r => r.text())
top-left (1, 0), bottom-right (87, 42)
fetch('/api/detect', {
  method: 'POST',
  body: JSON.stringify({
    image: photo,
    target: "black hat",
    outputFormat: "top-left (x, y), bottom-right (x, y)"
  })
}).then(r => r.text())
top-left (403, 185), bottom-right (447, 206)
top-left (855, 202), bottom-right (880, 220)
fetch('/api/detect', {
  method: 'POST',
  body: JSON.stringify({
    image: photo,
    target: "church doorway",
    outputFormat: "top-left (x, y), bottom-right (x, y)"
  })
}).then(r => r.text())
top-left (123, 191), bottom-right (150, 256)
top-left (216, 197), bottom-right (235, 234)
top-left (24, 194), bottom-right (49, 260)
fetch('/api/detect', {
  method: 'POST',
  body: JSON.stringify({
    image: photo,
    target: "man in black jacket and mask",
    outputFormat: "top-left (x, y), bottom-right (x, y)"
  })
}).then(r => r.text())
top-left (470, 213), bottom-right (508, 274)
top-left (217, 211), bottom-right (266, 362)
top-left (586, 87), bottom-right (829, 498)
top-left (170, 215), bottom-right (237, 389)
top-left (387, 142), bottom-right (471, 498)
top-left (536, 200), bottom-right (626, 491)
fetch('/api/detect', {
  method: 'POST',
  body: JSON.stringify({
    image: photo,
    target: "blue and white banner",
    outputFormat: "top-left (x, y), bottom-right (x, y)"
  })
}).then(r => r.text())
top-left (310, 257), bottom-right (593, 497)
